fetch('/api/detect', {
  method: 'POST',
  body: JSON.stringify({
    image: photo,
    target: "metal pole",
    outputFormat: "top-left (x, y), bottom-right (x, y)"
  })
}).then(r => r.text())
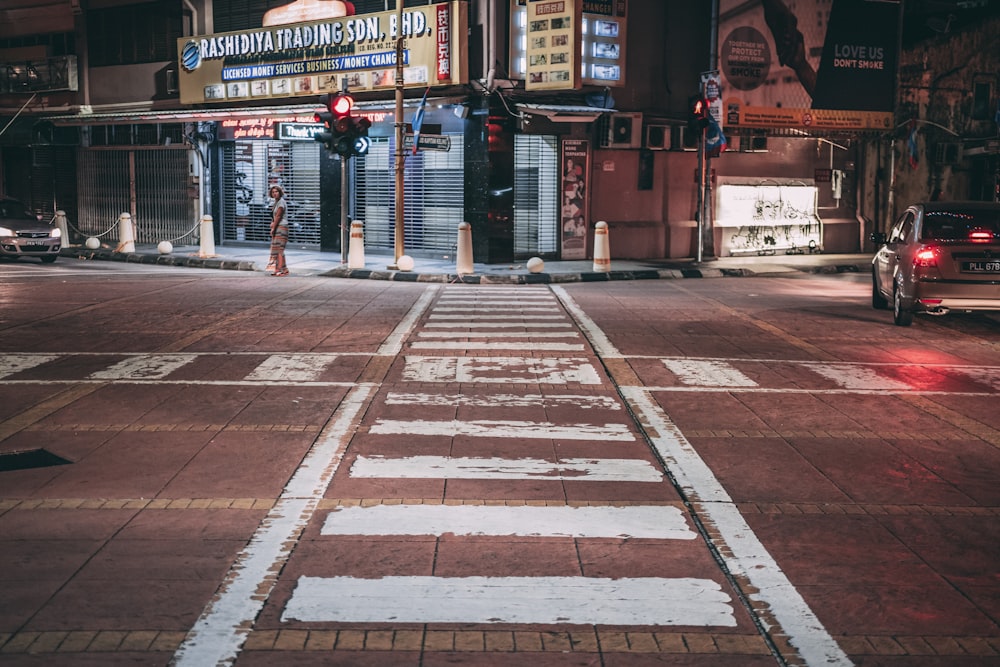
top-left (340, 155), bottom-right (349, 263)
top-left (696, 128), bottom-right (705, 264)
top-left (391, 0), bottom-right (405, 267)
top-left (703, 0), bottom-right (719, 260)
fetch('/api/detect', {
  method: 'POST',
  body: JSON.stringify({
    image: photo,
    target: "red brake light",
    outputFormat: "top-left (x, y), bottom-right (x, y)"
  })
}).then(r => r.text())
top-left (914, 248), bottom-right (938, 267)
top-left (969, 229), bottom-right (993, 242)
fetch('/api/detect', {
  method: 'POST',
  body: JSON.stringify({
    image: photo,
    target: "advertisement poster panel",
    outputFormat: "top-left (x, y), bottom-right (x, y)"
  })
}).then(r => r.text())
top-left (560, 139), bottom-right (589, 260)
top-left (719, 0), bottom-right (900, 131)
top-left (177, 2), bottom-right (467, 104)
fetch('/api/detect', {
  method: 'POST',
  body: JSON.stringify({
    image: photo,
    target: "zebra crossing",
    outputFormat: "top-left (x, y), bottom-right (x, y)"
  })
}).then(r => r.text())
top-left (2, 348), bottom-right (997, 393)
top-left (280, 284), bottom-right (743, 631)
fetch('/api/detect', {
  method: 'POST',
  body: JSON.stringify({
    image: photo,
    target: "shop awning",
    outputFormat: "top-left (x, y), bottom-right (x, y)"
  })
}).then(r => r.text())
top-left (40, 104), bottom-right (324, 126)
top-left (517, 104), bottom-right (612, 123)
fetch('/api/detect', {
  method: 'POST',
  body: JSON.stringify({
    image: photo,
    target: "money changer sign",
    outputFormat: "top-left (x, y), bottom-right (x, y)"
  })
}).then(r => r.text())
top-left (177, 1), bottom-right (467, 104)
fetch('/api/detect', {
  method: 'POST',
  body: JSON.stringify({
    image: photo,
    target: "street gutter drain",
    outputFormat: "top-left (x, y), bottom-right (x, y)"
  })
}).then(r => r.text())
top-left (0, 449), bottom-right (73, 472)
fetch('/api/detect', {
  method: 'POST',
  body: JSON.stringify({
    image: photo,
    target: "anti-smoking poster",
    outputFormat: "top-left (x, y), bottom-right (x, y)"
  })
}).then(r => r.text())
top-left (719, 0), bottom-right (900, 130)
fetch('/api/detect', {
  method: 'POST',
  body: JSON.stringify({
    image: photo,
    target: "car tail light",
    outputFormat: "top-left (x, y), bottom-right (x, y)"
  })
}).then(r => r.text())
top-left (968, 229), bottom-right (994, 242)
top-left (918, 298), bottom-right (942, 305)
top-left (914, 248), bottom-right (938, 267)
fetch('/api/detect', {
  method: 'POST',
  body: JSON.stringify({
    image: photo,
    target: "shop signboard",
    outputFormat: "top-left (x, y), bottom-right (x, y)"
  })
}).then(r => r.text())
top-left (719, 0), bottom-right (900, 131)
top-left (176, 1), bottom-right (468, 105)
top-left (510, 0), bottom-right (627, 90)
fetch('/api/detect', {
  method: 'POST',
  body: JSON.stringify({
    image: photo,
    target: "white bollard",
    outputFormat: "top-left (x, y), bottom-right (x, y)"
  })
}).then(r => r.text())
top-left (348, 220), bottom-right (365, 269)
top-left (198, 214), bottom-right (217, 257)
top-left (593, 221), bottom-right (611, 272)
top-left (456, 221), bottom-right (473, 274)
top-left (54, 210), bottom-right (70, 245)
top-left (117, 213), bottom-right (135, 253)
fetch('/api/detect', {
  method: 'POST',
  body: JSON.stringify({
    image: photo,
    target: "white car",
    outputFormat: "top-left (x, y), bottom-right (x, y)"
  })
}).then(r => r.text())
top-left (871, 201), bottom-right (1000, 325)
top-left (0, 198), bottom-right (61, 263)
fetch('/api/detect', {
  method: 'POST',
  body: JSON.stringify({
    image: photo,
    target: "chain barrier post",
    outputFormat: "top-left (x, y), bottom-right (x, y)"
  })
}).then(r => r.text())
top-left (593, 221), bottom-right (611, 272)
top-left (456, 222), bottom-right (473, 274)
top-left (117, 213), bottom-right (135, 253)
top-left (348, 220), bottom-right (365, 269)
top-left (198, 214), bottom-right (217, 257)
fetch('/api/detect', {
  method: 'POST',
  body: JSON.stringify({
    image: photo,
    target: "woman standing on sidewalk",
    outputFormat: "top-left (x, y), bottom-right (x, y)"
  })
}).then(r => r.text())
top-left (268, 184), bottom-right (289, 276)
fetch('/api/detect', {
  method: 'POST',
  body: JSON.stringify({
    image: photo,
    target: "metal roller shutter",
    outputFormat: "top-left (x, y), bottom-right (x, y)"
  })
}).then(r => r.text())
top-left (513, 134), bottom-right (559, 257)
top-left (75, 147), bottom-right (191, 243)
top-left (221, 139), bottom-right (321, 246)
top-left (354, 135), bottom-right (465, 254)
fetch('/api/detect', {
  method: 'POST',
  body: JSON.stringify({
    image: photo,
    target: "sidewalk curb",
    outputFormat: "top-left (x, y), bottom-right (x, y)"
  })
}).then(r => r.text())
top-left (63, 247), bottom-right (258, 272)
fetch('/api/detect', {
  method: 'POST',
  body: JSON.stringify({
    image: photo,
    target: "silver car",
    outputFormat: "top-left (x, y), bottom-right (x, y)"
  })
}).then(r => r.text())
top-left (871, 201), bottom-right (1000, 326)
top-left (0, 198), bottom-right (62, 263)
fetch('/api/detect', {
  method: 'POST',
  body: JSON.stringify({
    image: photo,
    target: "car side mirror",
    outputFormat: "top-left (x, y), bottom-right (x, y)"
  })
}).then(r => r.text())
top-left (869, 232), bottom-right (887, 245)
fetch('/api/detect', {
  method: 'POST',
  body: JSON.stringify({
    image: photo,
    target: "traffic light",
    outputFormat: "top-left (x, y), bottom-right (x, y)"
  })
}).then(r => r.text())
top-left (350, 115), bottom-right (371, 156)
top-left (313, 106), bottom-right (335, 152)
top-left (330, 93), bottom-right (355, 156)
top-left (688, 95), bottom-right (710, 133)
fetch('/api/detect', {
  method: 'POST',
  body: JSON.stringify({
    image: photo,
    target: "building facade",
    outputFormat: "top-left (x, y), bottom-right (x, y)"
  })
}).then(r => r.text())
top-left (2, 0), bottom-right (996, 262)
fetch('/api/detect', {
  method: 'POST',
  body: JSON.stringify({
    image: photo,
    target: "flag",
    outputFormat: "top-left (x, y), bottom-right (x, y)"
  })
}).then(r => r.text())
top-left (907, 120), bottom-right (919, 169)
top-left (705, 113), bottom-right (727, 154)
top-left (411, 87), bottom-right (430, 156)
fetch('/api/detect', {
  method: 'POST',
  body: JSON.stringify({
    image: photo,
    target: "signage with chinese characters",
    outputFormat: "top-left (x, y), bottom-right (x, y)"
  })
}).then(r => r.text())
top-left (510, 0), bottom-right (627, 90)
top-left (177, 1), bottom-right (467, 104)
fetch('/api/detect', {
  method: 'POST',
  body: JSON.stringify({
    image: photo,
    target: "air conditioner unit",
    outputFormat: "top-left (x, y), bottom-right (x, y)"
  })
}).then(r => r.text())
top-left (645, 124), bottom-right (671, 150)
top-left (935, 142), bottom-right (961, 165)
top-left (0, 56), bottom-right (78, 94)
top-left (738, 130), bottom-right (768, 152)
top-left (599, 112), bottom-right (642, 148)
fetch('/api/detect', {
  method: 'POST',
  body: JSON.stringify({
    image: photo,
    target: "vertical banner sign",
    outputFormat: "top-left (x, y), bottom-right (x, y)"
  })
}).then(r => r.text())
top-left (718, 0), bottom-right (900, 130)
top-left (435, 4), bottom-right (451, 81)
top-left (525, 0), bottom-right (582, 91)
top-left (560, 139), bottom-right (589, 260)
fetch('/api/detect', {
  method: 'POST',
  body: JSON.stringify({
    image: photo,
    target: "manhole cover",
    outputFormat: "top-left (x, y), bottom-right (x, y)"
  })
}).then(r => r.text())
top-left (0, 449), bottom-right (73, 472)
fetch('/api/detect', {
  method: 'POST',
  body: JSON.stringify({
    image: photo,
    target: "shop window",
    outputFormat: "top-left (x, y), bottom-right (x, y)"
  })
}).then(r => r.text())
top-left (89, 1), bottom-right (181, 66)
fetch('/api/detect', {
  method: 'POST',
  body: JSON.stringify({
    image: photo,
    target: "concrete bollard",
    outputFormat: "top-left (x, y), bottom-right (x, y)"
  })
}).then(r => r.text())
top-left (54, 210), bottom-right (70, 245)
top-left (593, 221), bottom-right (611, 272)
top-left (456, 221), bottom-right (473, 274)
top-left (117, 213), bottom-right (135, 253)
top-left (348, 220), bottom-right (365, 269)
top-left (198, 214), bottom-right (217, 257)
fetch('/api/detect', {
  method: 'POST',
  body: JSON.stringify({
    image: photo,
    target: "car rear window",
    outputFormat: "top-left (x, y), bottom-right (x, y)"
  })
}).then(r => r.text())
top-left (921, 209), bottom-right (1000, 241)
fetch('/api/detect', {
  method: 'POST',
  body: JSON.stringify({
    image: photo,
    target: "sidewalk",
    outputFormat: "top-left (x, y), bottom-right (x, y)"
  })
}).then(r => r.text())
top-left (61, 243), bottom-right (872, 284)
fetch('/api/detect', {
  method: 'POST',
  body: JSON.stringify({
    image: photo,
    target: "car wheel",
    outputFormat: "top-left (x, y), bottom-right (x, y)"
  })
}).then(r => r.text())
top-left (40, 255), bottom-right (57, 264)
top-left (893, 284), bottom-right (913, 326)
top-left (871, 270), bottom-right (888, 309)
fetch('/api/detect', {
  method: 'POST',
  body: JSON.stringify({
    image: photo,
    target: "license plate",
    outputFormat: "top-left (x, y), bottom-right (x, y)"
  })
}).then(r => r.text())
top-left (962, 261), bottom-right (1000, 273)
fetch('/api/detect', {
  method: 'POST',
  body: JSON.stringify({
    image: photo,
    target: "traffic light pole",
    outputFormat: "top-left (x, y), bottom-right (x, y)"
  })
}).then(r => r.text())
top-left (341, 154), bottom-right (349, 263)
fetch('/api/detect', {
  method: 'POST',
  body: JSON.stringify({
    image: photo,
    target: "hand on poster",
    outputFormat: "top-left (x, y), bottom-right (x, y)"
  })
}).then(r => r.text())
top-left (761, 0), bottom-right (816, 99)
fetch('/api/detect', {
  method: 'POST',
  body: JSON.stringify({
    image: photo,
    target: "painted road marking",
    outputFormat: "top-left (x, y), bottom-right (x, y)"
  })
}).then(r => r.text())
top-left (172, 289), bottom-right (437, 667)
top-left (282, 576), bottom-right (735, 626)
top-left (432, 306), bottom-right (560, 313)
top-left (369, 418), bottom-right (634, 441)
top-left (0, 354), bottom-right (60, 379)
top-left (435, 299), bottom-right (557, 306)
top-left (416, 331), bottom-right (578, 338)
top-left (429, 314), bottom-right (567, 320)
top-left (424, 322), bottom-right (573, 328)
top-left (321, 504), bottom-right (695, 539)
top-left (550, 287), bottom-right (850, 666)
top-left (88, 354), bottom-right (197, 380)
top-left (410, 341), bottom-right (586, 351)
top-left (350, 455), bottom-right (663, 482)
top-left (384, 392), bottom-right (620, 409)
top-left (801, 362), bottom-right (911, 390)
top-left (663, 359), bottom-right (758, 387)
top-left (244, 354), bottom-right (337, 382)
top-left (403, 356), bottom-right (602, 384)
top-left (953, 367), bottom-right (1000, 390)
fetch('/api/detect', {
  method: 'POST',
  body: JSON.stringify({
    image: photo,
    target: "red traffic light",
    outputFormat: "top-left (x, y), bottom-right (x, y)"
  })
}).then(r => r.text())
top-left (331, 93), bottom-right (353, 118)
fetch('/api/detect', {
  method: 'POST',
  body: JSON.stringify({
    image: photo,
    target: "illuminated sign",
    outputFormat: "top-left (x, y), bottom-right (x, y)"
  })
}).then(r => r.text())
top-left (177, 1), bottom-right (467, 104)
top-left (510, 0), bottom-right (627, 90)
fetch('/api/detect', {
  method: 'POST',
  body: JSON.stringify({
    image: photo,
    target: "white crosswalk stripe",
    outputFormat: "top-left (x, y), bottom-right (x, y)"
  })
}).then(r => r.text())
top-left (283, 576), bottom-right (736, 626)
top-left (244, 354), bottom-right (337, 381)
top-left (88, 354), bottom-right (197, 380)
top-left (349, 455), bottom-right (664, 481)
top-left (321, 504), bottom-right (696, 539)
top-left (369, 418), bottom-right (635, 441)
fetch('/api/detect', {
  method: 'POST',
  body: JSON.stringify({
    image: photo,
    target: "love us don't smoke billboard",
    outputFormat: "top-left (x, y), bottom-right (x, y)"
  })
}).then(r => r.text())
top-left (720, 0), bottom-right (901, 131)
